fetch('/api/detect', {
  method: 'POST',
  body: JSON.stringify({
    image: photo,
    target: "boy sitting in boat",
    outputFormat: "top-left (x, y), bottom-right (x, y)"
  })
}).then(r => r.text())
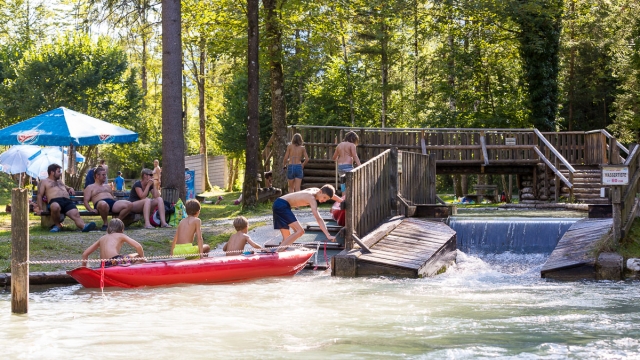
top-left (170, 199), bottom-right (211, 259)
top-left (272, 185), bottom-right (342, 251)
top-left (223, 216), bottom-right (263, 256)
top-left (82, 218), bottom-right (145, 267)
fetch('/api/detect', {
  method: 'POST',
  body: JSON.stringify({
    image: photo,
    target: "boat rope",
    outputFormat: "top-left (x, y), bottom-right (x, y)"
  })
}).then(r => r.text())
top-left (21, 244), bottom-right (317, 265)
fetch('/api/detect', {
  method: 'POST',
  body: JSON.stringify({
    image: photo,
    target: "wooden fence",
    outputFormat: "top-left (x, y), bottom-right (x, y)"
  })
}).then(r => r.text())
top-left (399, 152), bottom-right (436, 205)
top-left (344, 148), bottom-right (397, 250)
top-left (287, 125), bottom-right (625, 167)
top-left (618, 145), bottom-right (640, 239)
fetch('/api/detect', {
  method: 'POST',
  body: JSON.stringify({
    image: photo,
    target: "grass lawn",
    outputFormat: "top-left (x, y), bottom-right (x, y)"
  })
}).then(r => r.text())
top-left (0, 180), bottom-right (335, 273)
top-left (618, 217), bottom-right (640, 259)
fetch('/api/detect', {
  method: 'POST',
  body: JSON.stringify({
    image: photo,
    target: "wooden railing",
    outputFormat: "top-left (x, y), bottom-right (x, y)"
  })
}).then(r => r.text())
top-left (344, 149), bottom-right (397, 250)
top-left (286, 125), bottom-right (625, 166)
top-left (618, 145), bottom-right (640, 239)
top-left (399, 152), bottom-right (436, 205)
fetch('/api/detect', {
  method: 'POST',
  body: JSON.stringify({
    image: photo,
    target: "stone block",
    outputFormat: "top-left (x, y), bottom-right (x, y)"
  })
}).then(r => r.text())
top-left (596, 252), bottom-right (623, 281)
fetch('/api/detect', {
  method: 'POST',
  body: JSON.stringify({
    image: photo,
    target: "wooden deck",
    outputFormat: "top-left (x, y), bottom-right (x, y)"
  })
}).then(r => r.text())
top-left (540, 218), bottom-right (612, 280)
top-left (333, 217), bottom-right (457, 278)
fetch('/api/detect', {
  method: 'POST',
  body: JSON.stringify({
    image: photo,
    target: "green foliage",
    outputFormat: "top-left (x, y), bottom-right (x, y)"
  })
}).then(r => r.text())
top-left (510, 0), bottom-right (564, 131)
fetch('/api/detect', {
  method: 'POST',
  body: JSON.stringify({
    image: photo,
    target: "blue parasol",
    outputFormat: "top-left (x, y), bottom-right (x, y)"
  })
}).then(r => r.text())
top-left (0, 107), bottom-right (138, 146)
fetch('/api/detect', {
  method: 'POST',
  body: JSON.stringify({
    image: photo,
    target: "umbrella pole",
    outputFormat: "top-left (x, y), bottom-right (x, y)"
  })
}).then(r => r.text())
top-left (61, 146), bottom-right (65, 183)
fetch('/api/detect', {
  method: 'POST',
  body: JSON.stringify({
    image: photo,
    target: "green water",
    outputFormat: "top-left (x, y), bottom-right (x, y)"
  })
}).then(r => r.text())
top-left (0, 252), bottom-right (638, 359)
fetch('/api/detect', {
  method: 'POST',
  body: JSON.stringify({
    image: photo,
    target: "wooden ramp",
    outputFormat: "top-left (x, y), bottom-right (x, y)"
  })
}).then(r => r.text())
top-left (540, 218), bottom-right (612, 280)
top-left (333, 217), bottom-right (457, 278)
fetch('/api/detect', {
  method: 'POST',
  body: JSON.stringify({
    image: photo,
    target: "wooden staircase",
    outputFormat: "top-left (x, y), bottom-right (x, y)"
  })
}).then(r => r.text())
top-left (560, 166), bottom-right (609, 205)
top-left (301, 159), bottom-right (336, 190)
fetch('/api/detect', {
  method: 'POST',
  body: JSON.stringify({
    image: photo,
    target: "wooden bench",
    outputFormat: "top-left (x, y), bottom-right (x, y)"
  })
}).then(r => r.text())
top-left (34, 191), bottom-right (139, 228)
top-left (466, 184), bottom-right (498, 203)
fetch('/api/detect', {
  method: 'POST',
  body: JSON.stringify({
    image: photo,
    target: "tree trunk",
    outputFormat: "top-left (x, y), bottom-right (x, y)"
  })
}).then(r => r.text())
top-left (243, 0), bottom-right (260, 208)
top-left (568, 0), bottom-right (575, 131)
top-left (454, 174), bottom-right (463, 198)
top-left (227, 158), bottom-right (235, 192)
top-left (198, 37), bottom-right (212, 192)
top-left (161, 0), bottom-right (185, 200)
top-left (263, 0), bottom-right (288, 191)
top-left (341, 32), bottom-right (355, 126)
top-left (380, 20), bottom-right (388, 128)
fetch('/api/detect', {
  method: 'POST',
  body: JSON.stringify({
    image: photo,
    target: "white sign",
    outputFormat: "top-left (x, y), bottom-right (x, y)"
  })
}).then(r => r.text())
top-left (602, 166), bottom-right (629, 185)
top-left (505, 138), bottom-right (516, 146)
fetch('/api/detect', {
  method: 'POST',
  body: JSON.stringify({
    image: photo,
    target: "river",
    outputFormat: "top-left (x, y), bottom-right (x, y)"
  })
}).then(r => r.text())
top-left (1, 250), bottom-right (639, 359)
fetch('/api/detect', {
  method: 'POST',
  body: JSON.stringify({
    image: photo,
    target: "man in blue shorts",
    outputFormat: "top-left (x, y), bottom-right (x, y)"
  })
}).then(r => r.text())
top-left (272, 185), bottom-right (342, 251)
top-left (84, 167), bottom-right (133, 231)
top-left (36, 164), bottom-right (97, 233)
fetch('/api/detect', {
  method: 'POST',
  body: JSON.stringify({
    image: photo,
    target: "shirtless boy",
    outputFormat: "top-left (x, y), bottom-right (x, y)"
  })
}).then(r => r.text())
top-left (332, 131), bottom-right (362, 176)
top-left (223, 216), bottom-right (262, 256)
top-left (283, 133), bottom-right (310, 194)
top-left (84, 167), bottom-right (133, 231)
top-left (272, 185), bottom-right (342, 251)
top-left (36, 164), bottom-right (97, 233)
top-left (82, 218), bottom-right (145, 267)
top-left (170, 199), bottom-right (210, 259)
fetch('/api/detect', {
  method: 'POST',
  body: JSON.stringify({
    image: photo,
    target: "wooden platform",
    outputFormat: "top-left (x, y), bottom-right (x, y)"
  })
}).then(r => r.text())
top-left (333, 217), bottom-right (457, 278)
top-left (540, 218), bottom-right (612, 280)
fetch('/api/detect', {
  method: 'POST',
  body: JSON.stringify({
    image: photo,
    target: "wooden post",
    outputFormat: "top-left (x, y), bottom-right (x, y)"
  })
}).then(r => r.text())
top-left (11, 188), bottom-right (29, 314)
top-left (612, 186), bottom-right (622, 244)
top-left (428, 154), bottom-right (437, 204)
top-left (389, 147), bottom-right (398, 215)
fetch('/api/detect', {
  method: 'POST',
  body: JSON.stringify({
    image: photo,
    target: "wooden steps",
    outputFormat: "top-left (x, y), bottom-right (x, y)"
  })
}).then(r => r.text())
top-left (560, 167), bottom-right (609, 205)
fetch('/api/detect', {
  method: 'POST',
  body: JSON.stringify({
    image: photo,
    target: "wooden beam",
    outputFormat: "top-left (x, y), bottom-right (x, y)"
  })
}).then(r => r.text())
top-left (11, 188), bottom-right (29, 314)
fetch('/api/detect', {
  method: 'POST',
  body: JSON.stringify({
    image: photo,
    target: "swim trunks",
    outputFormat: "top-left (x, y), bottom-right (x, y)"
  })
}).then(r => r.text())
top-left (272, 198), bottom-right (297, 229)
top-left (286, 164), bottom-right (303, 180)
top-left (95, 198), bottom-right (116, 212)
top-left (48, 197), bottom-right (77, 214)
top-left (103, 255), bottom-right (133, 268)
top-left (337, 164), bottom-right (354, 176)
top-left (173, 243), bottom-right (200, 260)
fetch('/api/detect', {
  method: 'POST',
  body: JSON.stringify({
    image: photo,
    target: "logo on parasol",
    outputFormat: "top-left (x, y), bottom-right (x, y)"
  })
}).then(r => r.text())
top-left (17, 130), bottom-right (41, 145)
top-left (185, 172), bottom-right (192, 181)
top-left (99, 134), bottom-right (114, 143)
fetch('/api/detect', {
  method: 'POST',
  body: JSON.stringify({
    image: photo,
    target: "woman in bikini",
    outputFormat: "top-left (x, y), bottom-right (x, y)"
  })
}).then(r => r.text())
top-left (283, 133), bottom-right (310, 194)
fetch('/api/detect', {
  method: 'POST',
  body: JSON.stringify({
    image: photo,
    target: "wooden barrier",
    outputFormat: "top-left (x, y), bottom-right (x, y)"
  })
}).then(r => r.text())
top-left (344, 148), bottom-right (397, 250)
top-left (11, 188), bottom-right (29, 314)
top-left (399, 152), bottom-right (436, 205)
top-left (618, 144), bottom-right (640, 241)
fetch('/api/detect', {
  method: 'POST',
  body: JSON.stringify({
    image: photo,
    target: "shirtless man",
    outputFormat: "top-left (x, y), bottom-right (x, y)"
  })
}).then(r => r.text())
top-left (272, 185), bottom-right (342, 251)
top-left (332, 131), bottom-right (362, 176)
top-left (83, 167), bottom-right (133, 231)
top-left (82, 218), bottom-right (145, 267)
top-left (36, 164), bottom-right (97, 233)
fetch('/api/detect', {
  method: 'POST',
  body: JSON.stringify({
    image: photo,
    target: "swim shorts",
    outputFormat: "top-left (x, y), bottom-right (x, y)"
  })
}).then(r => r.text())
top-left (95, 198), bottom-right (116, 212)
top-left (272, 198), bottom-right (297, 229)
top-left (286, 164), bottom-right (304, 180)
top-left (337, 164), bottom-right (354, 176)
top-left (173, 243), bottom-right (200, 260)
top-left (48, 197), bottom-right (77, 214)
top-left (103, 255), bottom-right (133, 268)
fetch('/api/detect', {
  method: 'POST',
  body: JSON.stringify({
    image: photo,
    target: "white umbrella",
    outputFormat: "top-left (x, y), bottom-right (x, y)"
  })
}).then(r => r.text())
top-left (0, 145), bottom-right (41, 174)
top-left (26, 146), bottom-right (85, 179)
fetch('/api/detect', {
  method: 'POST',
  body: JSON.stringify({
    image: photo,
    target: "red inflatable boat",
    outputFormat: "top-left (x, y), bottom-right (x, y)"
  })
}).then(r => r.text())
top-left (67, 249), bottom-right (314, 288)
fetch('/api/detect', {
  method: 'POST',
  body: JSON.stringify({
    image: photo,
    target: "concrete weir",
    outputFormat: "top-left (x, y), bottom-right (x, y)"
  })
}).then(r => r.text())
top-left (332, 217), bottom-right (457, 278)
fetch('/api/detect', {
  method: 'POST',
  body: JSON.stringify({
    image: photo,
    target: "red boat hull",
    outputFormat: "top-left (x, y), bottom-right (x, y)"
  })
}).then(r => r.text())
top-left (67, 250), bottom-right (314, 288)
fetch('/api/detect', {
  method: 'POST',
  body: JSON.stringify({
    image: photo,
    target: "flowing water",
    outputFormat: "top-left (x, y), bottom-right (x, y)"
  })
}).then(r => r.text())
top-left (1, 251), bottom-right (639, 359)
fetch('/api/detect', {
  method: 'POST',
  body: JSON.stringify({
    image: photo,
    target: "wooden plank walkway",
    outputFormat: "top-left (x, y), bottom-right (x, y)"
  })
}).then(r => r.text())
top-left (540, 218), bottom-right (612, 280)
top-left (349, 217), bottom-right (457, 278)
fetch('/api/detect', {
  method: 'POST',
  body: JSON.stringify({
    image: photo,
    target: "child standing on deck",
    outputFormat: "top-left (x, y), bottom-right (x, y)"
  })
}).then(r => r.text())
top-left (171, 199), bottom-right (211, 259)
top-left (223, 216), bottom-right (263, 256)
top-left (82, 218), bottom-right (145, 267)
